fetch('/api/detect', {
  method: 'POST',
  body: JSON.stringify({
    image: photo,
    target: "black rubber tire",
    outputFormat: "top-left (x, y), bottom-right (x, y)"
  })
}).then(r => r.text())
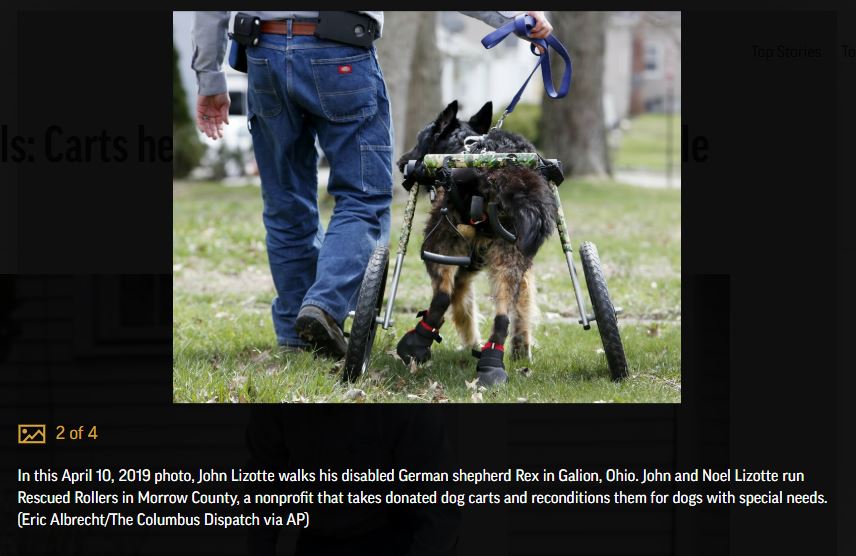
top-left (579, 241), bottom-right (628, 381)
top-left (342, 245), bottom-right (389, 382)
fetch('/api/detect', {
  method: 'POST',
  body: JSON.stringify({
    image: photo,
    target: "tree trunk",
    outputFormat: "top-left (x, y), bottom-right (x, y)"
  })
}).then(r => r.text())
top-left (630, 27), bottom-right (646, 116)
top-left (540, 12), bottom-right (611, 178)
top-left (375, 13), bottom-right (421, 161)
top-left (375, 12), bottom-right (442, 195)
top-left (405, 14), bottom-right (442, 144)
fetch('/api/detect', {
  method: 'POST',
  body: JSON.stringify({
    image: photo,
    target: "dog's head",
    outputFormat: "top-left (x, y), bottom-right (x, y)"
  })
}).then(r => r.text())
top-left (397, 100), bottom-right (493, 172)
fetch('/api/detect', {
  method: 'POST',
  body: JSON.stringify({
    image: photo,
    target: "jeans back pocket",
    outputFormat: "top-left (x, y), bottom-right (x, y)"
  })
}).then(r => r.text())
top-left (247, 54), bottom-right (283, 118)
top-left (310, 51), bottom-right (378, 122)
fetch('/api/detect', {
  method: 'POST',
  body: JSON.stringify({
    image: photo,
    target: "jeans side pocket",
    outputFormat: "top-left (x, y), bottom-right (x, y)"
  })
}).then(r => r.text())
top-left (247, 54), bottom-right (283, 118)
top-left (360, 144), bottom-right (393, 195)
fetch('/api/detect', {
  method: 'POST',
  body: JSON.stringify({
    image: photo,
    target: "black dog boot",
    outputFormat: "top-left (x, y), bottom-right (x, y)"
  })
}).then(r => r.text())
top-left (396, 310), bottom-right (443, 365)
top-left (474, 341), bottom-right (508, 387)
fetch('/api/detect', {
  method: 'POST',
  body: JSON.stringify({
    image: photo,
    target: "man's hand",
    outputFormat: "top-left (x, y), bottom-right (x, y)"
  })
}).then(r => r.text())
top-left (196, 93), bottom-right (231, 140)
top-left (527, 11), bottom-right (553, 39)
top-left (525, 12), bottom-right (553, 54)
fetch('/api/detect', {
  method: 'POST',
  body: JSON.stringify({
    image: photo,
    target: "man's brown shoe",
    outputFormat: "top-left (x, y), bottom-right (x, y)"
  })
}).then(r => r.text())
top-left (295, 305), bottom-right (347, 359)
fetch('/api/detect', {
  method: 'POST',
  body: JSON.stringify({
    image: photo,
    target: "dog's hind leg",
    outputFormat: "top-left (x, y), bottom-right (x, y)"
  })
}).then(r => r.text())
top-left (486, 268), bottom-right (514, 346)
top-left (451, 270), bottom-right (481, 351)
top-left (395, 263), bottom-right (456, 365)
top-left (510, 269), bottom-right (536, 360)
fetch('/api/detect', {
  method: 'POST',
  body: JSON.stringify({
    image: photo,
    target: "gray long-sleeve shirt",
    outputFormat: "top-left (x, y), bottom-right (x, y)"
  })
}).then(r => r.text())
top-left (191, 11), bottom-right (523, 96)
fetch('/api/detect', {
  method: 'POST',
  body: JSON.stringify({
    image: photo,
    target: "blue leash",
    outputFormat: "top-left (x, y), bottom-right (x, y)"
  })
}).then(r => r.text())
top-left (480, 14), bottom-right (573, 128)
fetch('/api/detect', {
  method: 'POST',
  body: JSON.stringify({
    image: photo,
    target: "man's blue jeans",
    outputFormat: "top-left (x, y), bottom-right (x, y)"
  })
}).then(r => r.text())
top-left (246, 32), bottom-right (393, 347)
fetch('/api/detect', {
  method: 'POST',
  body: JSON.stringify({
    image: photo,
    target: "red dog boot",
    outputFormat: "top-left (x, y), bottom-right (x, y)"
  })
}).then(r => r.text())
top-left (396, 310), bottom-right (443, 365)
top-left (474, 341), bottom-right (508, 386)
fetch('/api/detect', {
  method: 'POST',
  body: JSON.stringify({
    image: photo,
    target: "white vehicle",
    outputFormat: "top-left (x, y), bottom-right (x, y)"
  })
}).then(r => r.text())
top-left (196, 71), bottom-right (256, 178)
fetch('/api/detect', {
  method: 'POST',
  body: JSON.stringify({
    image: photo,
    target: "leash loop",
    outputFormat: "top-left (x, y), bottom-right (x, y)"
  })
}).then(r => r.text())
top-left (481, 14), bottom-right (573, 122)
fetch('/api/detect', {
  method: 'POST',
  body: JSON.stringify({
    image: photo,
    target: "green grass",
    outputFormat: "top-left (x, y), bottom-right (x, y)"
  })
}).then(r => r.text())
top-left (613, 113), bottom-right (682, 172)
top-left (174, 178), bottom-right (681, 403)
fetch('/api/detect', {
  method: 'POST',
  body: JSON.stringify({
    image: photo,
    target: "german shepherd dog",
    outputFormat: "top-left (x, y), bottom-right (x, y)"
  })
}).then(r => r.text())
top-left (395, 101), bottom-right (557, 386)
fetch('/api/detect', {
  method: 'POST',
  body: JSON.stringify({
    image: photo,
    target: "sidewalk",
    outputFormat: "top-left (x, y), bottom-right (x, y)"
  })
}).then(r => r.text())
top-left (614, 170), bottom-right (681, 189)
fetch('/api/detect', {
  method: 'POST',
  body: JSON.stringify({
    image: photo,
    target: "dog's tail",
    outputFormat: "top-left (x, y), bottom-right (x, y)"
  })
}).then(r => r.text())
top-left (492, 168), bottom-right (558, 258)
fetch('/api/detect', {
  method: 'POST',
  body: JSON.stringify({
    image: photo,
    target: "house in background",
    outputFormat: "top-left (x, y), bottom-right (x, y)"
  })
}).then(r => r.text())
top-left (436, 12), bottom-right (543, 116)
top-left (436, 11), bottom-right (681, 129)
top-left (607, 11), bottom-right (681, 124)
top-left (173, 11), bottom-right (681, 177)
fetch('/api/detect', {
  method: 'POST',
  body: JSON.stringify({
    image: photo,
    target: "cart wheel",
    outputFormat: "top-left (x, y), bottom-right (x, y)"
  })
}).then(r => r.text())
top-left (343, 245), bottom-right (389, 381)
top-left (579, 242), bottom-right (628, 381)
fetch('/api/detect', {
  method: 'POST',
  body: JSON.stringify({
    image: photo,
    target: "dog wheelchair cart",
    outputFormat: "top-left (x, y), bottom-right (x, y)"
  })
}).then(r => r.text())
top-left (342, 153), bottom-right (628, 383)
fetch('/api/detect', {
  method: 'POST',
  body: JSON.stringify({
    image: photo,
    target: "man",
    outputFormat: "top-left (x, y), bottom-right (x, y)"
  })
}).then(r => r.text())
top-left (192, 11), bottom-right (552, 358)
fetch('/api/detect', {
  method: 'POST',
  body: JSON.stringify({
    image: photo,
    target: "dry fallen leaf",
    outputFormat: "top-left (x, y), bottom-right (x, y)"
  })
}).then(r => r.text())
top-left (518, 367), bottom-right (533, 378)
top-left (471, 391), bottom-right (484, 403)
top-left (465, 378), bottom-right (479, 391)
top-left (345, 388), bottom-right (366, 402)
top-left (426, 381), bottom-right (448, 403)
top-left (516, 397), bottom-right (528, 403)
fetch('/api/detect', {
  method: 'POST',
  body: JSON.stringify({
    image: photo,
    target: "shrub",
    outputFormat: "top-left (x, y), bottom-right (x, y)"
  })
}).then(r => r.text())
top-left (173, 44), bottom-right (204, 178)
top-left (173, 125), bottom-right (206, 179)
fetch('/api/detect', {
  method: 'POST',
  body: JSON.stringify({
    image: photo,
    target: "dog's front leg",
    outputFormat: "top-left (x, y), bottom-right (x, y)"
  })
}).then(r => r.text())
top-left (487, 269), bottom-right (513, 346)
top-left (395, 263), bottom-right (456, 365)
top-left (425, 263), bottom-right (456, 328)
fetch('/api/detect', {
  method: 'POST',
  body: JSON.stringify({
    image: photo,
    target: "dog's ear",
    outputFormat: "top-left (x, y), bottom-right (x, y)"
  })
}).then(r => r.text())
top-left (469, 101), bottom-right (493, 134)
top-left (434, 100), bottom-right (459, 135)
